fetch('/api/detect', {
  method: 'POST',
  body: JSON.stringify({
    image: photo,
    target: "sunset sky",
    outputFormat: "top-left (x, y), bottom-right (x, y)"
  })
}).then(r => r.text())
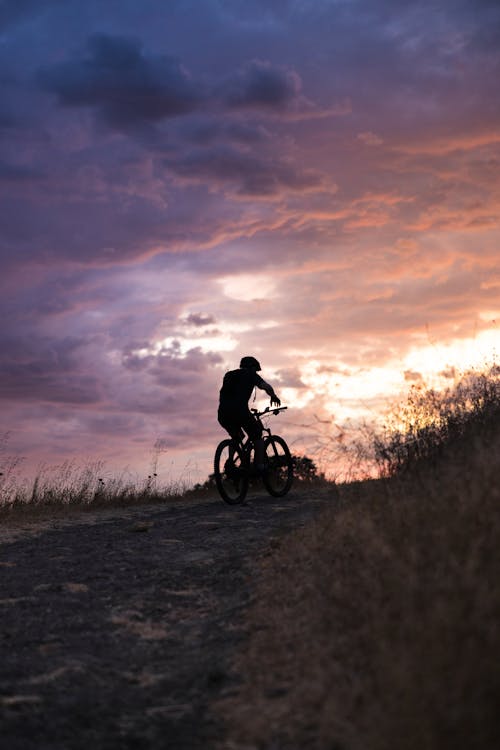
top-left (1, 0), bottom-right (499, 485)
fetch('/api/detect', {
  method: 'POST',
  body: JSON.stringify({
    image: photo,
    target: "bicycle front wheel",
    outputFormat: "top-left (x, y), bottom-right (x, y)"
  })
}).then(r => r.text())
top-left (214, 439), bottom-right (248, 505)
top-left (262, 435), bottom-right (293, 497)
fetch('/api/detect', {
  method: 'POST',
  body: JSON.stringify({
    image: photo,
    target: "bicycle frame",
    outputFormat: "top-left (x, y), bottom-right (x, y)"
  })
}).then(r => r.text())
top-left (236, 406), bottom-right (288, 458)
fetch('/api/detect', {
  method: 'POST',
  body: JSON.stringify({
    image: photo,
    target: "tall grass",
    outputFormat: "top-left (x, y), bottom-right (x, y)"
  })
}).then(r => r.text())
top-left (373, 365), bottom-right (500, 476)
top-left (0, 456), bottom-right (191, 512)
top-left (0, 430), bottom-right (202, 511)
top-left (218, 365), bottom-right (500, 750)
top-left (298, 364), bottom-right (500, 483)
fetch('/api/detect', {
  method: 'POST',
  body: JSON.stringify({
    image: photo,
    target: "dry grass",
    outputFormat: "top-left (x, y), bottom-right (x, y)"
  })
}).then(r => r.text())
top-left (218, 372), bottom-right (500, 750)
top-left (373, 365), bottom-right (500, 476)
top-left (0, 456), bottom-right (194, 519)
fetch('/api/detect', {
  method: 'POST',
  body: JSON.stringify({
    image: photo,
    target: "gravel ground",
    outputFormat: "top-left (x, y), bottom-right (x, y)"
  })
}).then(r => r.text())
top-left (0, 488), bottom-right (330, 749)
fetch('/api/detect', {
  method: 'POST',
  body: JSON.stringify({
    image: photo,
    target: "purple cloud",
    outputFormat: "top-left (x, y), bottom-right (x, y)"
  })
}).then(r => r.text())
top-left (184, 312), bottom-right (217, 327)
top-left (221, 59), bottom-right (302, 111)
top-left (0, 334), bottom-right (101, 404)
top-left (40, 33), bottom-right (202, 128)
top-left (167, 144), bottom-right (325, 197)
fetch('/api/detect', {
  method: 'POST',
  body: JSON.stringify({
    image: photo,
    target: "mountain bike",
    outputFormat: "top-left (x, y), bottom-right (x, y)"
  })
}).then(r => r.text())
top-left (214, 406), bottom-right (293, 505)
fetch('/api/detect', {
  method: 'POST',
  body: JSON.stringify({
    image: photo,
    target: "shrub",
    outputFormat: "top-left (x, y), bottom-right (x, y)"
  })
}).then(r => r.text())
top-left (373, 365), bottom-right (500, 476)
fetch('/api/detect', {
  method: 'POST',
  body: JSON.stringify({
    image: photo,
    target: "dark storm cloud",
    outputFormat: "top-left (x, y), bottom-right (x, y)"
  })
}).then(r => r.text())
top-left (167, 145), bottom-right (324, 196)
top-left (185, 119), bottom-right (271, 147)
top-left (40, 33), bottom-right (202, 128)
top-left (221, 59), bottom-right (302, 110)
top-left (39, 31), bottom-right (316, 134)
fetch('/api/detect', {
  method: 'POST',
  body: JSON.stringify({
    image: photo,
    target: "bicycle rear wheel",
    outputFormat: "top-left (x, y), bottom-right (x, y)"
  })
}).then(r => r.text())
top-left (262, 435), bottom-right (293, 497)
top-left (214, 439), bottom-right (248, 504)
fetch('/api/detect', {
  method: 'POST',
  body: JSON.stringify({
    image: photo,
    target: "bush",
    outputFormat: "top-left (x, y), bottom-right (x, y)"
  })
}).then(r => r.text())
top-left (373, 365), bottom-right (500, 476)
top-left (291, 455), bottom-right (325, 483)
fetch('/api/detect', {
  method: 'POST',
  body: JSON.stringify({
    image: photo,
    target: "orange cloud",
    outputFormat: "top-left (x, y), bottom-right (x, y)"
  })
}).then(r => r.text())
top-left (392, 129), bottom-right (500, 156)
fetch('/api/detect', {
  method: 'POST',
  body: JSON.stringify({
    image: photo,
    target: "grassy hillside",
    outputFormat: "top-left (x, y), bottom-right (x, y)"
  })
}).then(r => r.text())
top-left (219, 368), bottom-right (500, 750)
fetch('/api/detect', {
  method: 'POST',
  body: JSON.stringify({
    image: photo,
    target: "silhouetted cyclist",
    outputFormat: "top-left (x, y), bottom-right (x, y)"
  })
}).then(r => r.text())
top-left (218, 356), bottom-right (281, 472)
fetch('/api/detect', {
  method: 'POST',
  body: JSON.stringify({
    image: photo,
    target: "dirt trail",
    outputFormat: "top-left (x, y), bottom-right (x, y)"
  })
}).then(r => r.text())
top-left (0, 488), bottom-right (331, 749)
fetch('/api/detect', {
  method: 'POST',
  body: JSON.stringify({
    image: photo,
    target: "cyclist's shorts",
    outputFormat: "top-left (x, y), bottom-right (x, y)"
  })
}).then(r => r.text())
top-left (218, 407), bottom-right (262, 443)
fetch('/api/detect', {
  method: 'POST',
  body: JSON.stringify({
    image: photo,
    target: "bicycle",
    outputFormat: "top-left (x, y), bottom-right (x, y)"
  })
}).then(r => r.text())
top-left (214, 406), bottom-right (294, 505)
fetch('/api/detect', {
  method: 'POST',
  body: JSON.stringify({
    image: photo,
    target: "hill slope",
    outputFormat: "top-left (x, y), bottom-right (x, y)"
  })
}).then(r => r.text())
top-left (219, 411), bottom-right (500, 749)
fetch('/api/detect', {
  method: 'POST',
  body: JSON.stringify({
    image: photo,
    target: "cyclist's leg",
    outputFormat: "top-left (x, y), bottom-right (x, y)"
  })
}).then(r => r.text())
top-left (218, 410), bottom-right (244, 445)
top-left (254, 438), bottom-right (266, 470)
top-left (218, 413), bottom-right (246, 480)
top-left (241, 411), bottom-right (265, 470)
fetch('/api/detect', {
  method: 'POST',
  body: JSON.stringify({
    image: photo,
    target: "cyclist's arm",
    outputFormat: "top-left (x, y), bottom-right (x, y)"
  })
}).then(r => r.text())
top-left (257, 378), bottom-right (281, 407)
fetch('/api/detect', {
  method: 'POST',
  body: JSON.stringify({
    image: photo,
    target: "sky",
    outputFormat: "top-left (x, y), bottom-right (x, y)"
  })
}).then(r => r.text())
top-left (1, 0), bottom-right (499, 486)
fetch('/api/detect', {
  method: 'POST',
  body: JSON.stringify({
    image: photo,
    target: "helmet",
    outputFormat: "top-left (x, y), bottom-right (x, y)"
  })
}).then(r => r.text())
top-left (240, 356), bottom-right (261, 371)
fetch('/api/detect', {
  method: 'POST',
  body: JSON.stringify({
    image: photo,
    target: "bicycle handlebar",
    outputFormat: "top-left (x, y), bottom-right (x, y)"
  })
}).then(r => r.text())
top-left (251, 406), bottom-right (288, 418)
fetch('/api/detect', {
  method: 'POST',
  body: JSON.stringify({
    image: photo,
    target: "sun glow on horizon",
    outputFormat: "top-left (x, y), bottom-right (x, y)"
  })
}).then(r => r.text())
top-left (297, 325), bottom-right (500, 425)
top-left (404, 327), bottom-right (499, 383)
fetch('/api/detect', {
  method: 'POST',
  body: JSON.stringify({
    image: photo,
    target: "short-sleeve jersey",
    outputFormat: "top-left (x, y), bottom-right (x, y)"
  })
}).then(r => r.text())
top-left (219, 368), bottom-right (266, 411)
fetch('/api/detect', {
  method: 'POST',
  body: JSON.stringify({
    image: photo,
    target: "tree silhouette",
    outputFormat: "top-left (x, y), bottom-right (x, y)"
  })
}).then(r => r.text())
top-left (291, 455), bottom-right (323, 482)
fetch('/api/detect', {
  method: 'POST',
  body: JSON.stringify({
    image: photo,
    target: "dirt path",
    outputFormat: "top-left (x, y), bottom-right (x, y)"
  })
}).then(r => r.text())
top-left (0, 488), bottom-right (331, 749)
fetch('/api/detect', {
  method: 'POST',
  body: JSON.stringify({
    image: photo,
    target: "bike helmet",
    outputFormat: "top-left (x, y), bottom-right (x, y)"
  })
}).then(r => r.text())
top-left (240, 356), bottom-right (261, 371)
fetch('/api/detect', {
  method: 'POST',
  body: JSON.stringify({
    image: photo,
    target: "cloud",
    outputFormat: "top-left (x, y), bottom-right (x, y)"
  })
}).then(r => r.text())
top-left (185, 118), bottom-right (271, 147)
top-left (166, 144), bottom-right (325, 197)
top-left (184, 312), bottom-right (217, 327)
top-left (39, 34), bottom-right (328, 133)
top-left (0, 334), bottom-right (101, 404)
top-left (40, 33), bottom-right (202, 129)
top-left (357, 131), bottom-right (383, 146)
top-left (220, 59), bottom-right (302, 111)
top-left (276, 367), bottom-right (307, 389)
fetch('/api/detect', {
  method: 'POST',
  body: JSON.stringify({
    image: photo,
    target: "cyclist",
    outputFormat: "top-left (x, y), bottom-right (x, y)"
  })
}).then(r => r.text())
top-left (218, 356), bottom-right (281, 471)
